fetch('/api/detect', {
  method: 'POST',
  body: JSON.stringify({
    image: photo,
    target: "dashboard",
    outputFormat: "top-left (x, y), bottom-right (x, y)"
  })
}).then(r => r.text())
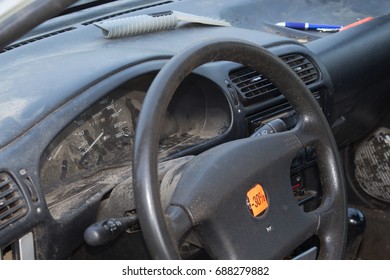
top-left (0, 34), bottom-right (334, 258)
top-left (38, 51), bottom-right (327, 221)
top-left (0, 0), bottom-right (389, 260)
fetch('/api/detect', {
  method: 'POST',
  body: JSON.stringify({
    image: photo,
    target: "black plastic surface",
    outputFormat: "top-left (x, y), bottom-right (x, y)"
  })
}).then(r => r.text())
top-left (84, 216), bottom-right (138, 246)
top-left (0, 0), bottom-right (387, 260)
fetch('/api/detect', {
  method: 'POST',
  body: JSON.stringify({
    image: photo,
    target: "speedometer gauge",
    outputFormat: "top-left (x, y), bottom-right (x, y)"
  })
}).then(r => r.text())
top-left (71, 96), bottom-right (132, 169)
top-left (75, 98), bottom-right (128, 164)
top-left (40, 90), bottom-right (144, 193)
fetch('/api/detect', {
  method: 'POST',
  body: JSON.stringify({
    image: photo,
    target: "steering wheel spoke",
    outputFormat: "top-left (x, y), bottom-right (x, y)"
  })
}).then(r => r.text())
top-left (164, 205), bottom-right (193, 248)
top-left (166, 131), bottom-right (321, 259)
top-left (196, 205), bottom-right (320, 259)
top-left (168, 133), bottom-right (299, 218)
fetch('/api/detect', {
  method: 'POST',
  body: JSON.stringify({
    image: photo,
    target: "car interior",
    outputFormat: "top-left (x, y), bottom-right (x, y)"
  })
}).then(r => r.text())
top-left (0, 0), bottom-right (389, 260)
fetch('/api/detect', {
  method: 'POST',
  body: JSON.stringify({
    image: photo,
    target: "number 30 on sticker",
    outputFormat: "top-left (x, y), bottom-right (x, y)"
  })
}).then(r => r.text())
top-left (246, 184), bottom-right (269, 217)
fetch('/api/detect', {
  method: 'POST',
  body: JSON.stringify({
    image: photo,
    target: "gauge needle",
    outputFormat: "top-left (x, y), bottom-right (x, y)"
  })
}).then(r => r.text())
top-left (81, 132), bottom-right (104, 156)
top-left (48, 145), bottom-right (63, 161)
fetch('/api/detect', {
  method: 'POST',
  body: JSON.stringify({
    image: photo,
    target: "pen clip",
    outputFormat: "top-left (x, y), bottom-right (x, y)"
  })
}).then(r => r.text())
top-left (316, 28), bottom-right (340, 32)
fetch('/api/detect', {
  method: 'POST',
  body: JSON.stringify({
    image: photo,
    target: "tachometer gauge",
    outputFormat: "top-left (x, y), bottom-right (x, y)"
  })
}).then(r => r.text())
top-left (40, 90), bottom-right (144, 192)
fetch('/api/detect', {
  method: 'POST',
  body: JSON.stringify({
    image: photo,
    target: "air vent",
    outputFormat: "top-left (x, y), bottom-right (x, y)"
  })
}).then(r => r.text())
top-left (229, 53), bottom-right (319, 106)
top-left (228, 67), bottom-right (280, 105)
top-left (2, 27), bottom-right (76, 53)
top-left (280, 54), bottom-right (319, 85)
top-left (0, 173), bottom-right (27, 229)
top-left (82, 1), bottom-right (173, 26)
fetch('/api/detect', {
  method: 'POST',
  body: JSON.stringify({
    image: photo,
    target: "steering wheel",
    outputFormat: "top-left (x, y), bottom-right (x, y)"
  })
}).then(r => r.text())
top-left (133, 39), bottom-right (347, 259)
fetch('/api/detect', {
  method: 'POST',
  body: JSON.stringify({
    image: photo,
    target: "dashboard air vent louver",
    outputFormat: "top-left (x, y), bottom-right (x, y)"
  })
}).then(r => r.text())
top-left (2, 27), bottom-right (76, 53)
top-left (0, 173), bottom-right (27, 229)
top-left (229, 53), bottom-right (319, 106)
top-left (228, 67), bottom-right (279, 105)
top-left (280, 54), bottom-right (319, 85)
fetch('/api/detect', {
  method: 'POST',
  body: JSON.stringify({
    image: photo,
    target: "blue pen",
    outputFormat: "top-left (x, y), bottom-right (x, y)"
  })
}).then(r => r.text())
top-left (276, 22), bottom-right (342, 32)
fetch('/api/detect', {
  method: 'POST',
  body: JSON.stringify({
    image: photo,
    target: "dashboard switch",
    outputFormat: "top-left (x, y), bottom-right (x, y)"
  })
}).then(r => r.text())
top-left (250, 118), bottom-right (286, 137)
top-left (84, 215), bottom-right (138, 246)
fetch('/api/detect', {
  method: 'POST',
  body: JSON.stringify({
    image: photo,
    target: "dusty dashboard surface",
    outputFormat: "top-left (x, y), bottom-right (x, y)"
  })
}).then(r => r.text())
top-left (39, 73), bottom-right (232, 219)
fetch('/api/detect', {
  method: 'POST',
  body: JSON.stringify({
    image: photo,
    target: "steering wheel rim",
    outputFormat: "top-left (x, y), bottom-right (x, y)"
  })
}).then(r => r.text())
top-left (133, 38), bottom-right (347, 259)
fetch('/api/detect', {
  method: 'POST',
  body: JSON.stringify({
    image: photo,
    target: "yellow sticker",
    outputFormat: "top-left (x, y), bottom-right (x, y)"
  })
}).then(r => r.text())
top-left (247, 184), bottom-right (268, 217)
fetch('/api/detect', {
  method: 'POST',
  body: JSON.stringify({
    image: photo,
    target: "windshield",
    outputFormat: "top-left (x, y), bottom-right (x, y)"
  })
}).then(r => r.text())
top-left (66, 0), bottom-right (119, 13)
